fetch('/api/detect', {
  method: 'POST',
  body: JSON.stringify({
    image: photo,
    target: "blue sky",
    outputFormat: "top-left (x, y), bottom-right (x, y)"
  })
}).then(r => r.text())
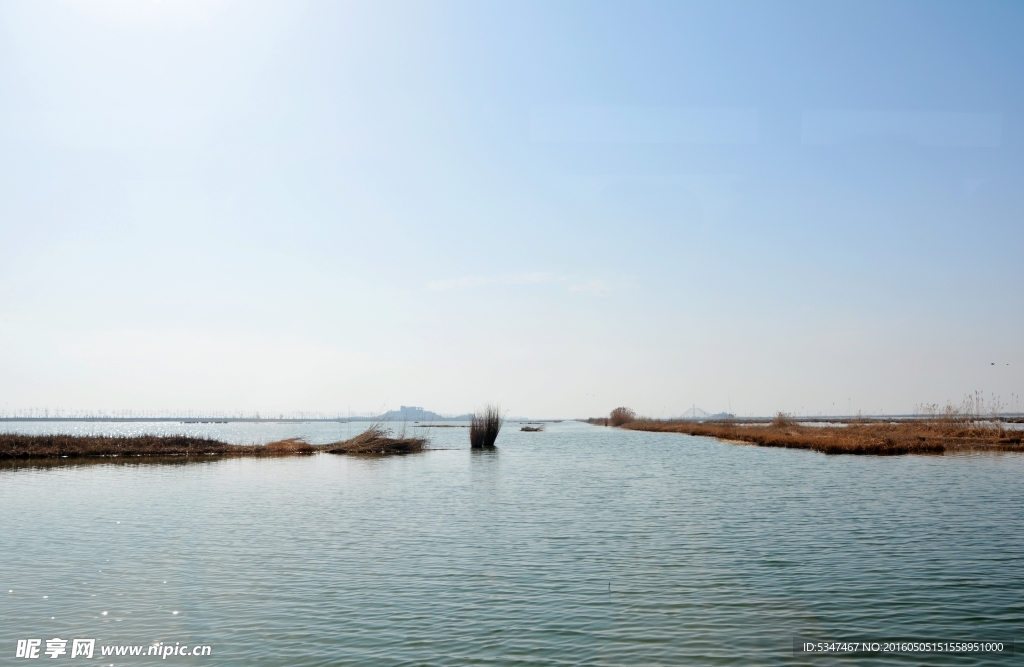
top-left (1, 0), bottom-right (1021, 418)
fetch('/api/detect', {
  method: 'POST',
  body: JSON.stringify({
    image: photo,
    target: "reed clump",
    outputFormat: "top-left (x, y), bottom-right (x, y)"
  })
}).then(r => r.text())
top-left (771, 412), bottom-right (795, 427)
top-left (609, 407), bottom-right (636, 427)
top-left (520, 425), bottom-right (544, 432)
top-left (470, 405), bottom-right (503, 448)
top-left (263, 438), bottom-right (318, 455)
top-left (322, 425), bottom-right (425, 455)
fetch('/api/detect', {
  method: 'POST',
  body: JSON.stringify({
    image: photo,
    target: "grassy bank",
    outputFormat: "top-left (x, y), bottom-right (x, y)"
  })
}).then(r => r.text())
top-left (0, 427), bottom-right (425, 462)
top-left (605, 413), bottom-right (1024, 455)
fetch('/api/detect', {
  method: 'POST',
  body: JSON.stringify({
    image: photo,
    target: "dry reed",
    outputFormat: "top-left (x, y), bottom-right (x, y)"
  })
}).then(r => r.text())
top-left (609, 407), bottom-right (636, 427)
top-left (619, 415), bottom-right (1023, 456)
top-left (322, 425), bottom-right (425, 455)
top-left (470, 405), bottom-right (503, 448)
top-left (771, 412), bottom-right (795, 427)
top-left (1, 434), bottom-right (244, 459)
top-left (0, 428), bottom-right (424, 462)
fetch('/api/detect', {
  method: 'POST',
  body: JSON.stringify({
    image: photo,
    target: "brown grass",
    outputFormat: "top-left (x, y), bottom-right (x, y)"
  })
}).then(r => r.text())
top-left (620, 418), bottom-right (1024, 455)
top-left (0, 428), bottom-right (424, 462)
top-left (771, 412), bottom-right (795, 427)
top-left (263, 438), bottom-right (318, 455)
top-left (609, 407), bottom-right (636, 427)
top-left (470, 404), bottom-right (503, 448)
top-left (321, 425), bottom-right (425, 455)
top-left (0, 434), bottom-right (244, 459)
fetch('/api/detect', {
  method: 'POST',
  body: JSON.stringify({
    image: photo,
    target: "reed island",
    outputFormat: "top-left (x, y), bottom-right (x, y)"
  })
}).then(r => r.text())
top-left (0, 425), bottom-right (425, 463)
top-left (594, 405), bottom-right (1024, 455)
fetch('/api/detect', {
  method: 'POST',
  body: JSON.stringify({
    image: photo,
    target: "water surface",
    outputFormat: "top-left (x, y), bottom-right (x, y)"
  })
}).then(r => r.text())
top-left (2, 421), bottom-right (1021, 665)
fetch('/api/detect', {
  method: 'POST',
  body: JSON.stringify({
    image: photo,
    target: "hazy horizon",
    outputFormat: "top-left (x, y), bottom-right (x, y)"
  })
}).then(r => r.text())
top-left (1, 0), bottom-right (1022, 418)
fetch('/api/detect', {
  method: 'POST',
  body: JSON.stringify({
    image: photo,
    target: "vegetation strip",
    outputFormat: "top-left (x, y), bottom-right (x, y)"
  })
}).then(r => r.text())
top-left (597, 409), bottom-right (1024, 455)
top-left (0, 426), bottom-right (425, 462)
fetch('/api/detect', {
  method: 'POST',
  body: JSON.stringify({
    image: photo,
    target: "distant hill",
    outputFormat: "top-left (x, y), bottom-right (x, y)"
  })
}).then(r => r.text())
top-left (677, 407), bottom-right (735, 421)
top-left (374, 406), bottom-right (473, 422)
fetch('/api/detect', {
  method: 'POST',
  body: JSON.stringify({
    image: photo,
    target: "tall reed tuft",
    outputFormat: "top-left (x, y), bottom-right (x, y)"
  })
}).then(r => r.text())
top-left (771, 411), bottom-right (795, 427)
top-left (470, 404), bottom-right (503, 448)
top-left (609, 407), bottom-right (636, 427)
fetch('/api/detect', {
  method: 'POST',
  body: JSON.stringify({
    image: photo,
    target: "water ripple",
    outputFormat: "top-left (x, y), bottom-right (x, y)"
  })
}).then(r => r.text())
top-left (1, 422), bottom-right (1021, 665)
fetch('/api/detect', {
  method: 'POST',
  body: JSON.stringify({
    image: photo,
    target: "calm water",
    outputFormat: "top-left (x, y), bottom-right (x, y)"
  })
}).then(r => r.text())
top-left (1, 421), bottom-right (1021, 665)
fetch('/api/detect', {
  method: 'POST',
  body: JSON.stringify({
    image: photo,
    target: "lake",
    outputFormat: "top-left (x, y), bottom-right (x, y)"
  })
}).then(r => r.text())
top-left (2, 421), bottom-right (1021, 665)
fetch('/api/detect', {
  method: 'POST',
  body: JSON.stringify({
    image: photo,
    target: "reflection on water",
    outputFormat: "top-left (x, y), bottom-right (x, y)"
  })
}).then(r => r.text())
top-left (0, 455), bottom-right (226, 473)
top-left (1, 421), bottom-right (1022, 665)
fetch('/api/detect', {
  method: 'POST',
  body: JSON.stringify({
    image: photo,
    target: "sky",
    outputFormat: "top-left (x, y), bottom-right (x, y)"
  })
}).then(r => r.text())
top-left (0, 0), bottom-right (1022, 418)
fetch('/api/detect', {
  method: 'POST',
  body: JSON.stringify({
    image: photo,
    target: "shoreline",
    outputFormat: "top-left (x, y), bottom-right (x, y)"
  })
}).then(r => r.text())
top-left (0, 428), bottom-right (425, 463)
top-left (614, 418), bottom-right (1024, 455)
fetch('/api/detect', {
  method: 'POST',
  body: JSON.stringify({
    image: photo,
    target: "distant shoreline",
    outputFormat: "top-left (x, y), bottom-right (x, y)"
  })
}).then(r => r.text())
top-left (0, 417), bottom-right (435, 423)
top-left (609, 418), bottom-right (1024, 455)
